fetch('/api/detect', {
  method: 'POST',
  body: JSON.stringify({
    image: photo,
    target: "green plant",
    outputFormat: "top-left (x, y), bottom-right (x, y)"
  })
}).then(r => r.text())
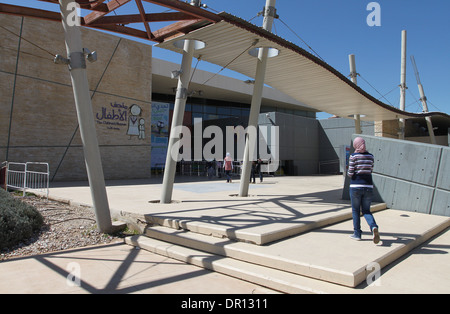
top-left (0, 189), bottom-right (44, 250)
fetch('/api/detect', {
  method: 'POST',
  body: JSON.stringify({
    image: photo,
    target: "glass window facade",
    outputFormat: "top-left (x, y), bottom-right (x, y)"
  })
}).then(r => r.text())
top-left (152, 93), bottom-right (316, 125)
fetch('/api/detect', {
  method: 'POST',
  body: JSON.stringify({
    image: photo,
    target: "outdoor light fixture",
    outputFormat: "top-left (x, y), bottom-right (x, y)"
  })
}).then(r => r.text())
top-left (83, 48), bottom-right (97, 63)
top-left (173, 39), bottom-right (206, 51)
top-left (171, 70), bottom-right (182, 79)
top-left (248, 47), bottom-right (280, 58)
top-left (54, 48), bottom-right (97, 67)
top-left (189, 0), bottom-right (208, 8)
top-left (54, 54), bottom-right (70, 65)
top-left (189, 90), bottom-right (204, 96)
top-left (347, 114), bottom-right (367, 118)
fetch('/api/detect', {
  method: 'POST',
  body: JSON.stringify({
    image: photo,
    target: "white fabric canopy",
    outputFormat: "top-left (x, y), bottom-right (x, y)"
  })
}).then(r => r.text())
top-left (157, 14), bottom-right (445, 121)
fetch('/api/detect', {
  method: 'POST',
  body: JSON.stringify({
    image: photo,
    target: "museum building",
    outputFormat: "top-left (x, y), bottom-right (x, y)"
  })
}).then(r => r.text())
top-left (1, 14), bottom-right (448, 182)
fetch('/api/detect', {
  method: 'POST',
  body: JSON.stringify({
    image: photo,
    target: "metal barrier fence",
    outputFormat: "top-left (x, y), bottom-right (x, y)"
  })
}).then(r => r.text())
top-left (2, 162), bottom-right (49, 199)
top-left (152, 159), bottom-right (274, 178)
top-left (178, 160), bottom-right (243, 177)
top-left (178, 160), bottom-right (274, 177)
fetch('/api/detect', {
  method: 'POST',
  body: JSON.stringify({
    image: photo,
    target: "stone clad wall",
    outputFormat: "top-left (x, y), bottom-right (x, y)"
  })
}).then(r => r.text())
top-left (1, 14), bottom-right (152, 181)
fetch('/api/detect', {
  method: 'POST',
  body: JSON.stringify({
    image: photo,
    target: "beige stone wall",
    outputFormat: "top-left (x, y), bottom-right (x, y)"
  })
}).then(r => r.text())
top-left (374, 120), bottom-right (399, 139)
top-left (1, 14), bottom-right (152, 181)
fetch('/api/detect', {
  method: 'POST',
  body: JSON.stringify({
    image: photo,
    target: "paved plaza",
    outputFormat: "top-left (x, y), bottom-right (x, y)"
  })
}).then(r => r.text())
top-left (1, 175), bottom-right (449, 294)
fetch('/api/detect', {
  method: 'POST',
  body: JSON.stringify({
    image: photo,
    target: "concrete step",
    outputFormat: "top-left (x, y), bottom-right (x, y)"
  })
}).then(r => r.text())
top-left (145, 200), bottom-right (387, 245)
top-left (124, 235), bottom-right (351, 294)
top-left (139, 209), bottom-right (450, 289)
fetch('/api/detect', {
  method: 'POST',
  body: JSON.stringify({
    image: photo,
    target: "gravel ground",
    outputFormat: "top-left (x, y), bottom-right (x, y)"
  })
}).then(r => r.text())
top-left (0, 194), bottom-right (125, 261)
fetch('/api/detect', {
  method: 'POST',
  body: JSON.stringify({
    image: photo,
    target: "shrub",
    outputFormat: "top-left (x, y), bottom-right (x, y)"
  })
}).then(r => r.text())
top-left (0, 188), bottom-right (44, 250)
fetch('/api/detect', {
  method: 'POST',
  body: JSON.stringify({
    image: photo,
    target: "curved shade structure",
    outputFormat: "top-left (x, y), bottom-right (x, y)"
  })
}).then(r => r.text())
top-left (1, 1), bottom-right (448, 121)
top-left (157, 13), bottom-right (448, 121)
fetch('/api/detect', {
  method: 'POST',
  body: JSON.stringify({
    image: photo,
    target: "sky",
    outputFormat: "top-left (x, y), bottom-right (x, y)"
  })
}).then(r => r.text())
top-left (2, 0), bottom-right (449, 119)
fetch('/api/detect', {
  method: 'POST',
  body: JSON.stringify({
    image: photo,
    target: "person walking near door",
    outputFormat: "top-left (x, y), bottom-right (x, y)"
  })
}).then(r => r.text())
top-left (223, 152), bottom-right (233, 183)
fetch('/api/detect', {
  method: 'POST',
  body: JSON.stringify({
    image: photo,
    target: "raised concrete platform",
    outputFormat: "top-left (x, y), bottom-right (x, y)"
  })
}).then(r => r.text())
top-left (48, 176), bottom-right (362, 245)
top-left (144, 190), bottom-right (386, 245)
top-left (134, 209), bottom-right (450, 289)
top-left (44, 175), bottom-right (450, 293)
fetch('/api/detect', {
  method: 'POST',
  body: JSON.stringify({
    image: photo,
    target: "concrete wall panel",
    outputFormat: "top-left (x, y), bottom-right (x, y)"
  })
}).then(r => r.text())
top-left (431, 189), bottom-right (450, 217)
top-left (365, 136), bottom-right (441, 187)
top-left (349, 135), bottom-right (450, 217)
top-left (270, 112), bottom-right (319, 175)
top-left (318, 118), bottom-right (374, 173)
top-left (436, 148), bottom-right (450, 191)
top-left (373, 174), bottom-right (434, 214)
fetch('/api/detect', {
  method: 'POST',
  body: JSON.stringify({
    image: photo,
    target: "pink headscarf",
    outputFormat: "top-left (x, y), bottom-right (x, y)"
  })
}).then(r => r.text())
top-left (353, 137), bottom-right (366, 153)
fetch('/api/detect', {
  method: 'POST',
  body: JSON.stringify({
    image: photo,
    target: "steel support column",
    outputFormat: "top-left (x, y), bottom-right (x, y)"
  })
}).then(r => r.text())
top-left (239, 0), bottom-right (276, 197)
top-left (349, 54), bottom-right (361, 134)
top-left (160, 39), bottom-right (195, 203)
top-left (399, 30), bottom-right (407, 140)
top-left (59, 0), bottom-right (112, 233)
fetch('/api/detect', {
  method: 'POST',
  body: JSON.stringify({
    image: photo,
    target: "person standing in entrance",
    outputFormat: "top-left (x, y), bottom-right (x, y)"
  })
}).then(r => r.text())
top-left (250, 161), bottom-right (256, 184)
top-left (257, 158), bottom-right (263, 183)
top-left (223, 152), bottom-right (233, 183)
top-left (347, 137), bottom-right (380, 244)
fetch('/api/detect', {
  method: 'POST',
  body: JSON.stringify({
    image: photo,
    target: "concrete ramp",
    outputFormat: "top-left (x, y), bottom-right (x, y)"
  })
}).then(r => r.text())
top-left (128, 210), bottom-right (450, 292)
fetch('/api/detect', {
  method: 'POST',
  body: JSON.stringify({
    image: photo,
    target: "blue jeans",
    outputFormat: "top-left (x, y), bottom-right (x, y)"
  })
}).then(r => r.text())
top-left (350, 187), bottom-right (378, 237)
top-left (225, 170), bottom-right (231, 182)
